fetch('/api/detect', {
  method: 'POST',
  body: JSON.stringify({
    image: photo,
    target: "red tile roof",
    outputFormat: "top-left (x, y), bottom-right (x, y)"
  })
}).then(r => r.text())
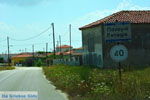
top-left (63, 51), bottom-right (74, 55)
top-left (12, 54), bottom-right (33, 58)
top-left (79, 10), bottom-right (150, 30)
top-left (56, 45), bottom-right (72, 49)
top-left (55, 52), bottom-right (62, 55)
top-left (47, 53), bottom-right (53, 56)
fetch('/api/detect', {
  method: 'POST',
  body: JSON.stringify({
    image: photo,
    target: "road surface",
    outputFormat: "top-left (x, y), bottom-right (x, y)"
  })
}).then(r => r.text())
top-left (0, 67), bottom-right (68, 100)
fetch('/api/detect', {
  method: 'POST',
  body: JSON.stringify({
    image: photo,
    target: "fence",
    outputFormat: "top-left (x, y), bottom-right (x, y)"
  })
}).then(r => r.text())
top-left (83, 52), bottom-right (102, 67)
top-left (53, 56), bottom-right (81, 66)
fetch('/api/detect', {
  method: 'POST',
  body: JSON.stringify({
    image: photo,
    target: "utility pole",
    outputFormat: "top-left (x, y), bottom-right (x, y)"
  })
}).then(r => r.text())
top-left (46, 43), bottom-right (48, 57)
top-left (52, 23), bottom-right (56, 59)
top-left (32, 45), bottom-right (34, 58)
top-left (32, 45), bottom-right (35, 66)
top-left (7, 36), bottom-right (10, 66)
top-left (59, 35), bottom-right (61, 53)
top-left (25, 48), bottom-right (27, 53)
top-left (46, 43), bottom-right (48, 66)
top-left (69, 24), bottom-right (72, 59)
top-left (56, 41), bottom-right (59, 48)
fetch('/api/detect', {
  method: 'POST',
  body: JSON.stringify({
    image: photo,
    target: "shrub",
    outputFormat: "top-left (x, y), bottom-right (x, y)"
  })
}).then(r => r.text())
top-left (0, 66), bottom-right (15, 71)
top-left (34, 59), bottom-right (43, 67)
top-left (43, 65), bottom-right (150, 100)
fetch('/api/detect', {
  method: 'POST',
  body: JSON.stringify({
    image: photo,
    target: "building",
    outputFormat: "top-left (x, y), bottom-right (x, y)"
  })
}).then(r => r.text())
top-left (79, 10), bottom-right (150, 68)
top-left (72, 47), bottom-right (83, 53)
top-left (72, 47), bottom-right (83, 65)
top-left (56, 45), bottom-right (72, 52)
top-left (0, 54), bottom-right (17, 63)
top-left (53, 47), bottom-right (84, 65)
top-left (11, 53), bottom-right (33, 66)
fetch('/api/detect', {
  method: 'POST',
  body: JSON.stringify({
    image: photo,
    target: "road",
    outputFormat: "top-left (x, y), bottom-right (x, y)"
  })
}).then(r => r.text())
top-left (0, 67), bottom-right (68, 100)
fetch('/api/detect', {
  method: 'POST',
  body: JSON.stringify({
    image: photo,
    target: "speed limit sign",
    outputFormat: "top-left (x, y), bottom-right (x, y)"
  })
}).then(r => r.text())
top-left (110, 45), bottom-right (128, 62)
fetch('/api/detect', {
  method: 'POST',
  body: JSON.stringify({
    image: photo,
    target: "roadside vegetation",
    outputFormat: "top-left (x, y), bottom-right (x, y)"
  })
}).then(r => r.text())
top-left (0, 66), bottom-right (15, 71)
top-left (43, 65), bottom-right (150, 100)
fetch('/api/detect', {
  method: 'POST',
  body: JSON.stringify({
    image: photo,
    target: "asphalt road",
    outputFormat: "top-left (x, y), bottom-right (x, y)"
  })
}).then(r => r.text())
top-left (0, 67), bottom-right (68, 100)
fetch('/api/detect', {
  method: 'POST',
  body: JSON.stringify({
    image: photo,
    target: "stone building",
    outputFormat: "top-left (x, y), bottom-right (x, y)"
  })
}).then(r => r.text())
top-left (79, 10), bottom-right (150, 68)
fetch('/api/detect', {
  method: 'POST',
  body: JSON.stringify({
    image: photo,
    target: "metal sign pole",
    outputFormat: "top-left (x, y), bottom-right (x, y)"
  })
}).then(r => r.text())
top-left (117, 42), bottom-right (122, 81)
top-left (118, 62), bottom-right (122, 81)
top-left (106, 22), bottom-right (130, 84)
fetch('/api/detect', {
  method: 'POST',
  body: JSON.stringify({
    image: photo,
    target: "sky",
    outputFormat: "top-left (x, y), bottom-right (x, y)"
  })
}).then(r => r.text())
top-left (0, 0), bottom-right (149, 54)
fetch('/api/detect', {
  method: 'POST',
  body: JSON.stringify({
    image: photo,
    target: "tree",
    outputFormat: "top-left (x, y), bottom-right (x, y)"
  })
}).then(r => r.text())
top-left (0, 57), bottom-right (4, 63)
top-left (34, 59), bottom-right (43, 67)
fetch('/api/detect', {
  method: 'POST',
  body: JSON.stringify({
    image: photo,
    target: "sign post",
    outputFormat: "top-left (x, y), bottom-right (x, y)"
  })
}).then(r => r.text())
top-left (110, 44), bottom-right (128, 80)
top-left (104, 22), bottom-right (131, 81)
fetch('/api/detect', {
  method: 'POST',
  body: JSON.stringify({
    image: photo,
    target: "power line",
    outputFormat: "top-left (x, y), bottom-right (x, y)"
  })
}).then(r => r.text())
top-left (0, 42), bottom-right (54, 47)
top-left (0, 40), bottom-right (81, 47)
top-left (10, 27), bottom-right (51, 41)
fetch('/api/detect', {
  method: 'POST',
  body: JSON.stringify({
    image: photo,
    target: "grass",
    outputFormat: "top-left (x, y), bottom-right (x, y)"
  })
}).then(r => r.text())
top-left (43, 65), bottom-right (150, 100)
top-left (0, 66), bottom-right (15, 71)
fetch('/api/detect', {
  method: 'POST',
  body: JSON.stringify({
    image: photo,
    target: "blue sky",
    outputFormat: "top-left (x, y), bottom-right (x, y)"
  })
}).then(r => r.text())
top-left (0, 0), bottom-right (149, 53)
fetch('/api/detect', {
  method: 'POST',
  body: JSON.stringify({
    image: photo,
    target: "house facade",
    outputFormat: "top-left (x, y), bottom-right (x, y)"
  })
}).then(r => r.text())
top-left (11, 53), bottom-right (33, 66)
top-left (79, 10), bottom-right (150, 68)
top-left (53, 47), bottom-right (84, 65)
top-left (56, 45), bottom-right (72, 52)
top-left (0, 54), bottom-right (17, 63)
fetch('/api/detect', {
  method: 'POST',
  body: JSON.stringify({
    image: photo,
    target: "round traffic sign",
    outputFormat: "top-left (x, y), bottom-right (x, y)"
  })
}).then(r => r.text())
top-left (110, 44), bottom-right (128, 62)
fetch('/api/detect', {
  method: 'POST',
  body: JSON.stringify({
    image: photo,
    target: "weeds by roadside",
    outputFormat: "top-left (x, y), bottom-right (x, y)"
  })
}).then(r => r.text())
top-left (43, 65), bottom-right (150, 100)
top-left (0, 66), bottom-right (15, 71)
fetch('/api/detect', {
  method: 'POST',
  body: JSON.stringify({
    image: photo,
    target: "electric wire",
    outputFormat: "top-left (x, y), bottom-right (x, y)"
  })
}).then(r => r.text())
top-left (0, 25), bottom-right (80, 53)
top-left (10, 26), bottom-right (51, 41)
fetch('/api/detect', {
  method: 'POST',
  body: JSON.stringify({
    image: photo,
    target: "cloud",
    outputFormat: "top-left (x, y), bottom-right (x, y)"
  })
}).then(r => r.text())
top-left (116, 0), bottom-right (150, 10)
top-left (0, 0), bottom-right (50, 6)
top-left (71, 0), bottom-right (150, 28)
top-left (68, 0), bottom-right (150, 48)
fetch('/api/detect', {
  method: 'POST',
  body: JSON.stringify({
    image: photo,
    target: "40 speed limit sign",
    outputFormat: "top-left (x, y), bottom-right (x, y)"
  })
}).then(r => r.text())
top-left (110, 44), bottom-right (128, 62)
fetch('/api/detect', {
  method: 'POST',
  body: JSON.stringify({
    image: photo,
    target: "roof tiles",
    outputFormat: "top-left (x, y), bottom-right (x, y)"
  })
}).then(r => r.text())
top-left (79, 10), bottom-right (150, 30)
top-left (56, 45), bottom-right (72, 49)
top-left (13, 54), bottom-right (33, 58)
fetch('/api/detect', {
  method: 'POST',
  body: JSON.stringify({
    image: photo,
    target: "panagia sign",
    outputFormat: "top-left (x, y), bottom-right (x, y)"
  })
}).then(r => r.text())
top-left (104, 22), bottom-right (131, 43)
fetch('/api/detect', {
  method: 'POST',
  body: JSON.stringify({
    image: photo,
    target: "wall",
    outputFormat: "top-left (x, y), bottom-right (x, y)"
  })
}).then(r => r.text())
top-left (73, 49), bottom-right (83, 53)
top-left (53, 57), bottom-right (80, 66)
top-left (82, 25), bottom-right (103, 67)
top-left (102, 24), bottom-right (150, 68)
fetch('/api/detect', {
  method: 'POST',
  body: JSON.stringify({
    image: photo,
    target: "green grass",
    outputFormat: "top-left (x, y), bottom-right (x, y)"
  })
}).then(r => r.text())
top-left (0, 66), bottom-right (15, 71)
top-left (43, 65), bottom-right (150, 100)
